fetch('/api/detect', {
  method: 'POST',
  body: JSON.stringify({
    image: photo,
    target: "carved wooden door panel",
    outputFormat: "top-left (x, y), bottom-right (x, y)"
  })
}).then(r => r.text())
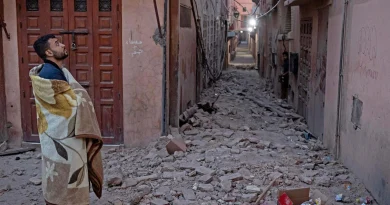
top-left (67, 0), bottom-right (94, 98)
top-left (18, 0), bottom-right (53, 142)
top-left (18, 0), bottom-right (122, 144)
top-left (92, 0), bottom-right (122, 143)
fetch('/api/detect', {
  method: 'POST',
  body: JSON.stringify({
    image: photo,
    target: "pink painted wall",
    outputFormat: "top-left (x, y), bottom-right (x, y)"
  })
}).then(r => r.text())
top-left (179, 0), bottom-right (197, 113)
top-left (325, 0), bottom-right (390, 203)
top-left (122, 0), bottom-right (164, 147)
top-left (235, 0), bottom-right (253, 30)
top-left (3, 0), bottom-right (22, 148)
top-left (323, 0), bottom-right (343, 152)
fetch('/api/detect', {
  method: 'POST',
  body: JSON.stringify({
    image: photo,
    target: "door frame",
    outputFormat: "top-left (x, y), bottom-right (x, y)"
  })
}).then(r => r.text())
top-left (16, 0), bottom-right (124, 144)
top-left (0, 0), bottom-right (8, 143)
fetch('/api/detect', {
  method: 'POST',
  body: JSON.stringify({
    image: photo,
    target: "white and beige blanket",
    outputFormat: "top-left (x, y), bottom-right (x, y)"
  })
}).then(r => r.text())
top-left (30, 65), bottom-right (103, 205)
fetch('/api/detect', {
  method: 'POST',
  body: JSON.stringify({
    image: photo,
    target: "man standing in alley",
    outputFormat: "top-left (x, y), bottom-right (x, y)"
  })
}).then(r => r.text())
top-left (30, 34), bottom-right (103, 205)
top-left (279, 51), bottom-right (290, 99)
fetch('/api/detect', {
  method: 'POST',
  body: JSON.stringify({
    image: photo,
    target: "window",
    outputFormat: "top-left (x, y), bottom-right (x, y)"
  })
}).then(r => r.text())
top-left (26, 0), bottom-right (39, 11)
top-left (180, 5), bottom-right (192, 28)
top-left (241, 15), bottom-right (247, 28)
top-left (99, 0), bottom-right (111, 12)
top-left (51, 0), bottom-right (63, 11)
top-left (75, 0), bottom-right (87, 12)
top-left (284, 6), bottom-right (292, 33)
top-left (351, 96), bottom-right (363, 129)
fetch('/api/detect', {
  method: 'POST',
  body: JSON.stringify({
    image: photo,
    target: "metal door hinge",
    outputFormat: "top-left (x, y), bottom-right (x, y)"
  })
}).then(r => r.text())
top-left (0, 17), bottom-right (11, 40)
top-left (21, 57), bottom-right (24, 63)
top-left (118, 93), bottom-right (121, 100)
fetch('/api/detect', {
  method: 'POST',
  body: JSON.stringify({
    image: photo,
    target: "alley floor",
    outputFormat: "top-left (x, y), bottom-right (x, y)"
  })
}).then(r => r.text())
top-left (0, 69), bottom-right (377, 205)
top-left (230, 42), bottom-right (255, 66)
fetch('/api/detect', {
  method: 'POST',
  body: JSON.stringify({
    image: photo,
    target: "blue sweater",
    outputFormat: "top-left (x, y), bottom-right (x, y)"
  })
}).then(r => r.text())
top-left (38, 60), bottom-right (68, 82)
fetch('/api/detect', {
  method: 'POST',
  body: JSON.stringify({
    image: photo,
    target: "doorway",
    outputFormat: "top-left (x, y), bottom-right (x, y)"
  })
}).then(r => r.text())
top-left (17, 0), bottom-right (123, 144)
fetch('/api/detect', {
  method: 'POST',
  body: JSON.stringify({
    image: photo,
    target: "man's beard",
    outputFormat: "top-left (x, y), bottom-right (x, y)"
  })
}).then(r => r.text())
top-left (53, 50), bottom-right (68, 60)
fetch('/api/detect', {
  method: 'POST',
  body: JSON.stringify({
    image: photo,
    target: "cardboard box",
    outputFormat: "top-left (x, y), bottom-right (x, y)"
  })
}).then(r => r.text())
top-left (277, 188), bottom-right (310, 205)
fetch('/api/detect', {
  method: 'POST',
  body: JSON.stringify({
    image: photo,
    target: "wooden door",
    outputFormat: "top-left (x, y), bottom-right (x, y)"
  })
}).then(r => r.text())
top-left (92, 1), bottom-right (122, 142)
top-left (0, 0), bottom-right (7, 142)
top-left (312, 7), bottom-right (329, 140)
top-left (18, 0), bottom-right (122, 144)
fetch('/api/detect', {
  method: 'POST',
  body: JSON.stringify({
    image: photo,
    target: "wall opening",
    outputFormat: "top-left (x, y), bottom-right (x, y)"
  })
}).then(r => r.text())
top-left (351, 96), bottom-right (363, 129)
top-left (180, 5), bottom-right (192, 28)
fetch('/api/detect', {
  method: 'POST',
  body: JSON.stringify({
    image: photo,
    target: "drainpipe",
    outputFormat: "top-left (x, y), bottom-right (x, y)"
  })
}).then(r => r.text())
top-left (161, 0), bottom-right (168, 136)
top-left (335, 0), bottom-right (349, 160)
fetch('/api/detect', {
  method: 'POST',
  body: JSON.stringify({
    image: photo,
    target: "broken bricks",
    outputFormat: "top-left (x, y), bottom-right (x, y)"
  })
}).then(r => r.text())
top-left (166, 138), bottom-right (187, 155)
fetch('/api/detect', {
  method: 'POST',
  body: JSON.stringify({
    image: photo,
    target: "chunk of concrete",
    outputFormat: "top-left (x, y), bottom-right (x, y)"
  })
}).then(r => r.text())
top-left (166, 139), bottom-right (187, 155)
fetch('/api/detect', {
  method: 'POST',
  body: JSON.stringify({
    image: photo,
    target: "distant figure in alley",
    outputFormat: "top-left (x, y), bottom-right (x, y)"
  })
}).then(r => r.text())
top-left (30, 34), bottom-right (103, 205)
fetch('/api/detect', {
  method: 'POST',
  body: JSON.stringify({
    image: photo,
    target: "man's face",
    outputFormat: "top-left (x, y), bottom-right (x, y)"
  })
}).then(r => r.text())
top-left (46, 38), bottom-right (68, 60)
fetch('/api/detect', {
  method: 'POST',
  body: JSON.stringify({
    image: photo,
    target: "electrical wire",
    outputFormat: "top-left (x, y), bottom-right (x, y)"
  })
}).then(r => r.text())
top-left (207, 0), bottom-right (216, 12)
top-left (222, 0), bottom-right (229, 12)
top-left (234, 0), bottom-right (250, 14)
top-left (257, 0), bottom-right (281, 19)
top-left (252, 1), bottom-right (261, 16)
top-left (190, 0), bottom-right (222, 82)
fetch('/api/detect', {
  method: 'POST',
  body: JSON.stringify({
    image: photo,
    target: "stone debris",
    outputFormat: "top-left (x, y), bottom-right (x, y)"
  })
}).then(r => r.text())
top-left (162, 172), bottom-right (186, 179)
top-left (219, 173), bottom-right (243, 182)
top-left (220, 180), bottom-right (232, 192)
top-left (150, 198), bottom-right (169, 205)
top-left (107, 173), bottom-right (123, 187)
top-left (166, 138), bottom-right (187, 155)
top-left (29, 177), bottom-right (42, 186)
top-left (0, 70), bottom-right (378, 205)
top-left (199, 175), bottom-right (213, 183)
top-left (195, 166), bottom-right (215, 176)
top-left (299, 175), bottom-right (313, 185)
top-left (242, 193), bottom-right (257, 202)
top-left (316, 176), bottom-right (332, 187)
top-left (182, 188), bottom-right (196, 200)
top-left (198, 184), bottom-right (214, 192)
top-left (246, 185), bottom-right (261, 193)
top-left (122, 178), bottom-right (138, 188)
top-left (107, 199), bottom-right (122, 205)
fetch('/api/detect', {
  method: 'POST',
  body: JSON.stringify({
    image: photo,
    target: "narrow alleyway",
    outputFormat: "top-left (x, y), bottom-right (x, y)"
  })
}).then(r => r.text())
top-left (230, 42), bottom-right (255, 67)
top-left (0, 69), bottom-right (377, 205)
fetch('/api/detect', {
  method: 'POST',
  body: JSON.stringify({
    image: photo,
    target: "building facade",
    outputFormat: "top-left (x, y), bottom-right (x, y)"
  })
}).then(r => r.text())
top-left (324, 0), bottom-right (390, 203)
top-left (256, 0), bottom-right (390, 202)
top-left (1, 0), bottom-right (226, 148)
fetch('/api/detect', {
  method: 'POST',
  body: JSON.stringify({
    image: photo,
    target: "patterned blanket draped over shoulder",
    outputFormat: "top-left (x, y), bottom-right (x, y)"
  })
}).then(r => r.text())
top-left (30, 65), bottom-right (103, 205)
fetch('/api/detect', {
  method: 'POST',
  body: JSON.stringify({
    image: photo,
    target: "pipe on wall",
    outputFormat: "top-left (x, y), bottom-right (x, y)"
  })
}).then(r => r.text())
top-left (335, 0), bottom-right (349, 159)
top-left (161, 0), bottom-right (168, 136)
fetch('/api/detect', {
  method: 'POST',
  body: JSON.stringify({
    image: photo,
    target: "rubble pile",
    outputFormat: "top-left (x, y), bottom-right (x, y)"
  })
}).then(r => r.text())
top-left (0, 69), bottom-right (377, 205)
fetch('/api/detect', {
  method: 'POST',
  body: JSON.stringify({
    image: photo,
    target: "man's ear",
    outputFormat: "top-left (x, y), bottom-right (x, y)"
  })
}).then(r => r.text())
top-left (45, 49), bottom-right (53, 57)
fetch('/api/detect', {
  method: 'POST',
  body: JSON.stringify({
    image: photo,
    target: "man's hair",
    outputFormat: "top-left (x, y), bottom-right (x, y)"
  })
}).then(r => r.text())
top-left (33, 34), bottom-right (56, 60)
top-left (282, 51), bottom-right (289, 56)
